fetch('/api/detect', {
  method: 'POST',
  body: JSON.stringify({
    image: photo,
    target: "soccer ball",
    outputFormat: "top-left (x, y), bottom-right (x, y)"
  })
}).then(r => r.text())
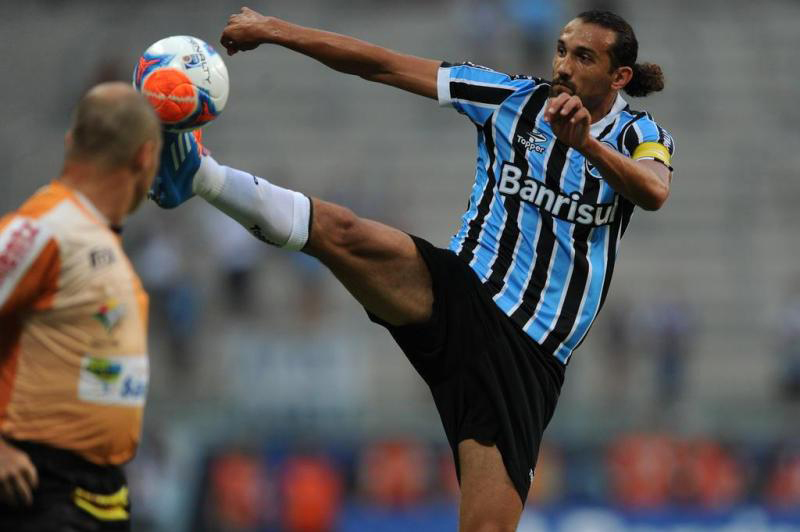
top-left (133, 35), bottom-right (229, 131)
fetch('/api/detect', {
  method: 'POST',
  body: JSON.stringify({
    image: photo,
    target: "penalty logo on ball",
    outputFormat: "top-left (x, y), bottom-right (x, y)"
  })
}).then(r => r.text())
top-left (133, 35), bottom-right (229, 131)
top-left (182, 54), bottom-right (205, 69)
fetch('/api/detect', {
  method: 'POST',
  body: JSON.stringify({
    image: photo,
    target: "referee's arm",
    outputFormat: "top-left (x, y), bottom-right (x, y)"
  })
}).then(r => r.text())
top-left (220, 7), bottom-right (441, 99)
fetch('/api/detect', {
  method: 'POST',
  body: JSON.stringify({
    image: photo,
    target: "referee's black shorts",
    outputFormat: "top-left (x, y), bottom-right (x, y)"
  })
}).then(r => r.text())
top-left (368, 235), bottom-right (565, 504)
top-left (0, 439), bottom-right (130, 532)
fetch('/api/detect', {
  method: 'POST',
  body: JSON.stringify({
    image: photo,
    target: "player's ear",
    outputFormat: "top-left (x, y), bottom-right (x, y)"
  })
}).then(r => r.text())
top-left (611, 65), bottom-right (633, 91)
top-left (64, 130), bottom-right (74, 152)
top-left (131, 139), bottom-right (158, 175)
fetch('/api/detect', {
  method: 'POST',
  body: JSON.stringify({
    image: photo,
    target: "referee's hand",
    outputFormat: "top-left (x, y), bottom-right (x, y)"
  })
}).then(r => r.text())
top-left (544, 93), bottom-right (592, 151)
top-left (0, 439), bottom-right (38, 506)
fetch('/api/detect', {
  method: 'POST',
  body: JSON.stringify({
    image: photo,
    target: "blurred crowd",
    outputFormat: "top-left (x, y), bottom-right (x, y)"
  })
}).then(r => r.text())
top-left (126, 434), bottom-right (800, 530)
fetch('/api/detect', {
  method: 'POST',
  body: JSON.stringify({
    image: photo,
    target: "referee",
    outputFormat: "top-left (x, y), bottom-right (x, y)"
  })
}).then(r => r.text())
top-left (0, 83), bottom-right (160, 531)
top-left (156, 9), bottom-right (674, 531)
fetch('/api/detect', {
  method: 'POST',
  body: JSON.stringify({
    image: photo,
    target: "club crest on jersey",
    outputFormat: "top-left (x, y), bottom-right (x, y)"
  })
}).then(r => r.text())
top-left (584, 159), bottom-right (602, 179)
top-left (583, 141), bottom-right (616, 179)
top-left (516, 129), bottom-right (548, 154)
top-left (94, 299), bottom-right (126, 332)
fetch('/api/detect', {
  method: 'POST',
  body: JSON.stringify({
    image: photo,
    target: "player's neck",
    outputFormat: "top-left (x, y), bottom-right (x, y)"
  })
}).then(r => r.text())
top-left (588, 91), bottom-right (620, 124)
top-left (59, 160), bottom-right (135, 227)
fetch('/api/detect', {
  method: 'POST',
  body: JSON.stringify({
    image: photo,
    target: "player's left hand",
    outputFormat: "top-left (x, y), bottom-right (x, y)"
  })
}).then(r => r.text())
top-left (543, 94), bottom-right (592, 151)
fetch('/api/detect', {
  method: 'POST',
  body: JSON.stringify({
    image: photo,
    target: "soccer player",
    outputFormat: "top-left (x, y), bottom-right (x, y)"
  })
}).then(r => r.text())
top-left (153, 8), bottom-right (674, 530)
top-left (0, 83), bottom-right (161, 531)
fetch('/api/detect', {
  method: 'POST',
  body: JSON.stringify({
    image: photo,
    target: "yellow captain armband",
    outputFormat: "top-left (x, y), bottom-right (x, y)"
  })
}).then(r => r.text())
top-left (633, 142), bottom-right (672, 169)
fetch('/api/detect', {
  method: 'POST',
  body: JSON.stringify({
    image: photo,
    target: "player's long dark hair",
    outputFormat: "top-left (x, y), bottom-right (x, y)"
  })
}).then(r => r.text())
top-left (577, 10), bottom-right (664, 97)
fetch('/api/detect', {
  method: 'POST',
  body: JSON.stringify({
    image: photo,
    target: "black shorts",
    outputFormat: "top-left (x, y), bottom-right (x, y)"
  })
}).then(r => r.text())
top-left (369, 236), bottom-right (565, 504)
top-left (0, 439), bottom-right (130, 532)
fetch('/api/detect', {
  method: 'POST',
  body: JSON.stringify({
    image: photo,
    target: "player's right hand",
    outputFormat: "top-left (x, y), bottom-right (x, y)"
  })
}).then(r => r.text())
top-left (543, 93), bottom-right (592, 151)
top-left (0, 439), bottom-right (38, 506)
top-left (221, 7), bottom-right (274, 56)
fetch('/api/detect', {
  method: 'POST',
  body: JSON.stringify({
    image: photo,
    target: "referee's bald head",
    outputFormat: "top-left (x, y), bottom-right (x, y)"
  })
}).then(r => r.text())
top-left (66, 82), bottom-right (161, 168)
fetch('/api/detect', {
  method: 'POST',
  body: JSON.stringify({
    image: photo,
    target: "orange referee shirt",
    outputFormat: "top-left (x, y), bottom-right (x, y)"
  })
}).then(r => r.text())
top-left (0, 181), bottom-right (149, 466)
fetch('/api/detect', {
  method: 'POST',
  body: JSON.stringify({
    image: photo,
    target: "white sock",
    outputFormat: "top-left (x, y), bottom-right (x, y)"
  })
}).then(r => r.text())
top-left (192, 155), bottom-right (311, 251)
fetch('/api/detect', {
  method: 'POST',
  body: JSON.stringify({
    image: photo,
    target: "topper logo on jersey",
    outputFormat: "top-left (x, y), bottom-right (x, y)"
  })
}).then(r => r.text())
top-left (498, 162), bottom-right (618, 226)
top-left (516, 130), bottom-right (548, 154)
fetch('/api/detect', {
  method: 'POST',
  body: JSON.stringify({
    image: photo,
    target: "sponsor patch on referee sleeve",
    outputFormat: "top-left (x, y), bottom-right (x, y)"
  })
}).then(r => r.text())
top-left (633, 142), bottom-right (672, 168)
top-left (0, 217), bottom-right (53, 307)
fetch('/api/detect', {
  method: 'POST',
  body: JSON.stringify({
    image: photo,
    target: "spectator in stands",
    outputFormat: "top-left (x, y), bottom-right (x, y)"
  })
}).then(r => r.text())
top-left (774, 282), bottom-right (800, 401)
top-left (641, 295), bottom-right (695, 410)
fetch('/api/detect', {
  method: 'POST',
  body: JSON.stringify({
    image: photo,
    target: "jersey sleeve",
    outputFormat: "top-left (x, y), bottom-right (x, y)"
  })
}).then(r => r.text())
top-left (620, 114), bottom-right (675, 170)
top-left (0, 215), bottom-right (59, 317)
top-left (437, 62), bottom-right (539, 126)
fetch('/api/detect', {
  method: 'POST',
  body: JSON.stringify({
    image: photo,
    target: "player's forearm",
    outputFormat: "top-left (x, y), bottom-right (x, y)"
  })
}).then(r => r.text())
top-left (581, 138), bottom-right (670, 210)
top-left (261, 18), bottom-right (439, 98)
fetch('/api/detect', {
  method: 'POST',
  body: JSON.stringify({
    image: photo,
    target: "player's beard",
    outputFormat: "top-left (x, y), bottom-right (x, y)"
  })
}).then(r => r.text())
top-left (549, 77), bottom-right (577, 97)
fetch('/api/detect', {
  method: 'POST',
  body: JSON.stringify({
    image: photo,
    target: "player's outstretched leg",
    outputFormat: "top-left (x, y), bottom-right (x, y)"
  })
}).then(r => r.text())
top-left (151, 131), bottom-right (433, 325)
top-left (302, 198), bottom-right (433, 325)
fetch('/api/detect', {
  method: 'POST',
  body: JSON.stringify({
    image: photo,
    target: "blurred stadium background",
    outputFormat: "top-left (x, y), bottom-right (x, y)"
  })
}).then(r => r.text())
top-left (2, 0), bottom-right (800, 530)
